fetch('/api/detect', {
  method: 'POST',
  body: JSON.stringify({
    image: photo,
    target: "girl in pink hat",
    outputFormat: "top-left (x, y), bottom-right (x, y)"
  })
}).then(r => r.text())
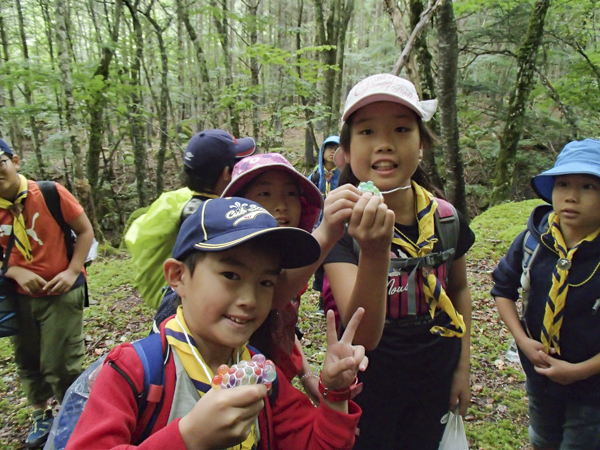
top-left (222, 152), bottom-right (363, 404)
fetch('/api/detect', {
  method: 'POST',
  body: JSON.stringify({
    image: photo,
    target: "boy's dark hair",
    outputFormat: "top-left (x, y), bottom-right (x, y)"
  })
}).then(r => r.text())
top-left (183, 251), bottom-right (207, 276)
top-left (339, 112), bottom-right (444, 198)
top-left (181, 160), bottom-right (235, 194)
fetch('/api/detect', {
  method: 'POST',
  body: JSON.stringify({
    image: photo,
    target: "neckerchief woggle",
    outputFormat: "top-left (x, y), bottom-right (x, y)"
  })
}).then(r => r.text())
top-left (541, 213), bottom-right (600, 355)
top-left (323, 169), bottom-right (337, 195)
top-left (0, 174), bottom-right (33, 263)
top-left (165, 307), bottom-right (258, 450)
top-left (391, 181), bottom-right (465, 337)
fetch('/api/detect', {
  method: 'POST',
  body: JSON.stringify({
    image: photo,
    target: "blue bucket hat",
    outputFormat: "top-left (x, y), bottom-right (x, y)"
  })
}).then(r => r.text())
top-left (531, 139), bottom-right (600, 203)
top-left (0, 138), bottom-right (14, 157)
top-left (172, 197), bottom-right (320, 269)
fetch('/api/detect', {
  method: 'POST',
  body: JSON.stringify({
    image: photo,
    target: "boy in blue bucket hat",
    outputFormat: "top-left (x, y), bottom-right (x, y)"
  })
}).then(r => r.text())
top-left (492, 139), bottom-right (600, 450)
top-left (68, 197), bottom-right (367, 450)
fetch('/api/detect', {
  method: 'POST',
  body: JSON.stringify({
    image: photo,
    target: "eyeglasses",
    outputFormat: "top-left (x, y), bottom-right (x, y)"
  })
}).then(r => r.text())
top-left (0, 159), bottom-right (10, 172)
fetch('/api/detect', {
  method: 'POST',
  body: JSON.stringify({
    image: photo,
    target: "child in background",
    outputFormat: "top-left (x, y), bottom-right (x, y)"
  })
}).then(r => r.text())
top-left (323, 74), bottom-right (475, 450)
top-left (308, 135), bottom-right (341, 314)
top-left (0, 139), bottom-right (94, 449)
top-left (126, 129), bottom-right (255, 310)
top-left (67, 197), bottom-right (367, 450)
top-left (492, 139), bottom-right (600, 450)
top-left (221, 152), bottom-right (360, 403)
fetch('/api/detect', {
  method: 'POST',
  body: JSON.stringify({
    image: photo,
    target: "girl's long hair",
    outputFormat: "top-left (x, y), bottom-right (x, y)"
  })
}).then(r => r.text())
top-left (338, 113), bottom-right (445, 199)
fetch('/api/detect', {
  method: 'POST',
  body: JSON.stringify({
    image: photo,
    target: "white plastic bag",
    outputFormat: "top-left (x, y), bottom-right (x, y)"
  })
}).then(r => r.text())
top-left (439, 410), bottom-right (469, 450)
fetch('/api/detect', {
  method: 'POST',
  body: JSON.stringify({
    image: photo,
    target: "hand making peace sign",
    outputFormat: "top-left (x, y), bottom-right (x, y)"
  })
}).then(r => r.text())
top-left (320, 307), bottom-right (369, 391)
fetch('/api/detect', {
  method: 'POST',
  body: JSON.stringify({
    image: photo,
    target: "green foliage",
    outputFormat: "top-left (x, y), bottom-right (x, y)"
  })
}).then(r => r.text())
top-left (469, 199), bottom-right (544, 261)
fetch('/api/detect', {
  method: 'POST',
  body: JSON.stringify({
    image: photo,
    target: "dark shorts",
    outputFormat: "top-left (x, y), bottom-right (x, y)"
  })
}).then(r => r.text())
top-left (527, 380), bottom-right (600, 449)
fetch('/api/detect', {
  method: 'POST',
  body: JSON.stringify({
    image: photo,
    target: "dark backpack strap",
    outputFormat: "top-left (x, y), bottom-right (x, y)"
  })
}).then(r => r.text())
top-left (433, 198), bottom-right (459, 272)
top-left (36, 181), bottom-right (75, 260)
top-left (132, 333), bottom-right (168, 443)
top-left (309, 168), bottom-right (320, 187)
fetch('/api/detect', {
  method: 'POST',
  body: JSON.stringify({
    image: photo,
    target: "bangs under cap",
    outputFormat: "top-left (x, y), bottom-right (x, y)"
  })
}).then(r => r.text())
top-left (172, 197), bottom-right (320, 269)
top-left (221, 153), bottom-right (324, 232)
top-left (0, 138), bottom-right (14, 157)
top-left (531, 139), bottom-right (600, 203)
top-left (341, 74), bottom-right (438, 124)
top-left (183, 129), bottom-right (256, 173)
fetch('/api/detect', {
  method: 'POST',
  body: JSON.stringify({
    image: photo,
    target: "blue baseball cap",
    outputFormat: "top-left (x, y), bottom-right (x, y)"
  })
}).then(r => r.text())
top-left (0, 138), bottom-right (14, 157)
top-left (531, 139), bottom-right (600, 203)
top-left (184, 129), bottom-right (256, 173)
top-left (172, 197), bottom-right (320, 269)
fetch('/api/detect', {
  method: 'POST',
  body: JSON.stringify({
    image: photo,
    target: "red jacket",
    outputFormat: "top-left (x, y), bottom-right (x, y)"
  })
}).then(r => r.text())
top-left (67, 325), bottom-right (360, 450)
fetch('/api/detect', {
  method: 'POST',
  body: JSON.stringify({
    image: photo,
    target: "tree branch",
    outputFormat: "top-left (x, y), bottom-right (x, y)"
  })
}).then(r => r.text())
top-left (392, 0), bottom-right (444, 76)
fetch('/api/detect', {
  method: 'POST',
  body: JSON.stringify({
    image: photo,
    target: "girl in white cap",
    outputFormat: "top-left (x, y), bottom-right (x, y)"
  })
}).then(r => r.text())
top-left (322, 74), bottom-right (475, 450)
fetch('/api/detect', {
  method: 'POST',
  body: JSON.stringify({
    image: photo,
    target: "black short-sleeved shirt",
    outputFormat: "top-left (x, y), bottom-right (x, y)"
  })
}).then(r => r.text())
top-left (323, 208), bottom-right (475, 329)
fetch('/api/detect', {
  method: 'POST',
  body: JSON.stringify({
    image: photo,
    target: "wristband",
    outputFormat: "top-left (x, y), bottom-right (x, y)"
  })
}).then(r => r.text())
top-left (318, 374), bottom-right (363, 402)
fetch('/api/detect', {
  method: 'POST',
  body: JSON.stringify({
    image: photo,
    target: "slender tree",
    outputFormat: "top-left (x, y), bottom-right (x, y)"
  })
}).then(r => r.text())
top-left (492, 0), bottom-right (551, 204)
top-left (436, 0), bottom-right (467, 217)
top-left (15, 0), bottom-right (46, 177)
top-left (54, 0), bottom-right (101, 237)
top-left (123, 0), bottom-right (149, 206)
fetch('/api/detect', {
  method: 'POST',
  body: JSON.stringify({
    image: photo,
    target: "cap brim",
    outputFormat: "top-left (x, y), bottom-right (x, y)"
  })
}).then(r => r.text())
top-left (222, 163), bottom-right (324, 210)
top-left (193, 226), bottom-right (320, 269)
top-left (342, 95), bottom-right (437, 123)
top-left (532, 162), bottom-right (600, 203)
top-left (234, 137), bottom-right (257, 158)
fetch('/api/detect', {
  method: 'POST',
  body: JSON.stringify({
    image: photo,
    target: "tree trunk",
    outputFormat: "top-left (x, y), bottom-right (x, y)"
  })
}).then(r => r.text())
top-left (492, 0), bottom-right (551, 204)
top-left (0, 13), bottom-right (22, 157)
top-left (313, 0), bottom-right (339, 137)
top-left (142, 12), bottom-right (170, 196)
top-left (410, 0), bottom-right (443, 191)
top-left (123, 0), bottom-right (149, 207)
top-left (331, 0), bottom-right (354, 129)
top-left (383, 0), bottom-right (420, 86)
top-left (297, 0), bottom-right (318, 165)
top-left (15, 0), bottom-right (46, 178)
top-left (54, 0), bottom-right (101, 238)
top-left (247, 0), bottom-right (261, 145)
top-left (86, 0), bottom-right (122, 205)
top-left (436, 0), bottom-right (467, 217)
top-left (209, 0), bottom-right (240, 136)
top-left (176, 0), bottom-right (215, 123)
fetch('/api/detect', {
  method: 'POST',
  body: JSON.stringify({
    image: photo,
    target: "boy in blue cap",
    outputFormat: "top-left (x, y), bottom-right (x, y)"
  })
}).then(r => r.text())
top-left (69, 197), bottom-right (367, 449)
top-left (492, 139), bottom-right (600, 450)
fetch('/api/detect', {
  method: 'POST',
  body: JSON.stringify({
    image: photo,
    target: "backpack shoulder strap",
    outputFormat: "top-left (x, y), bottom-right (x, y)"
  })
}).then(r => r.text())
top-left (132, 333), bottom-right (169, 443)
top-left (433, 198), bottom-right (459, 258)
top-left (519, 230), bottom-right (541, 318)
top-left (309, 168), bottom-right (320, 186)
top-left (36, 181), bottom-right (75, 260)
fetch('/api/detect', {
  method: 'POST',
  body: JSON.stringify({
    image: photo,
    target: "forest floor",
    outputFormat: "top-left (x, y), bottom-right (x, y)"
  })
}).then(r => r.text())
top-left (0, 250), bottom-right (533, 450)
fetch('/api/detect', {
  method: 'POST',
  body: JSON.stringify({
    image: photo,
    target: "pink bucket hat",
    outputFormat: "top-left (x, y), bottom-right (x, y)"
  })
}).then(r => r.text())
top-left (221, 153), bottom-right (324, 232)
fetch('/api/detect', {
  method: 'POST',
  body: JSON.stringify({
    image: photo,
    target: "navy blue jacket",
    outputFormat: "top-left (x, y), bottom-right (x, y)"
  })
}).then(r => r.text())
top-left (492, 204), bottom-right (600, 404)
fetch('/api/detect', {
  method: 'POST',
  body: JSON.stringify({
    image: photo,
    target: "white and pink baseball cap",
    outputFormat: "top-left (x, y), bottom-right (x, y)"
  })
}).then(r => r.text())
top-left (341, 74), bottom-right (438, 124)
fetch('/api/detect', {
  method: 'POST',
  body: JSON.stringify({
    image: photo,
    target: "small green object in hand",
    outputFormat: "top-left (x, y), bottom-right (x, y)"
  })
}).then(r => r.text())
top-left (358, 181), bottom-right (382, 199)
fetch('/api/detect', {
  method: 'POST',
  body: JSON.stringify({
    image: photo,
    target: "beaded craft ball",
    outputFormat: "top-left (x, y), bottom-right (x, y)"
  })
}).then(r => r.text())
top-left (358, 181), bottom-right (383, 199)
top-left (211, 354), bottom-right (277, 390)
